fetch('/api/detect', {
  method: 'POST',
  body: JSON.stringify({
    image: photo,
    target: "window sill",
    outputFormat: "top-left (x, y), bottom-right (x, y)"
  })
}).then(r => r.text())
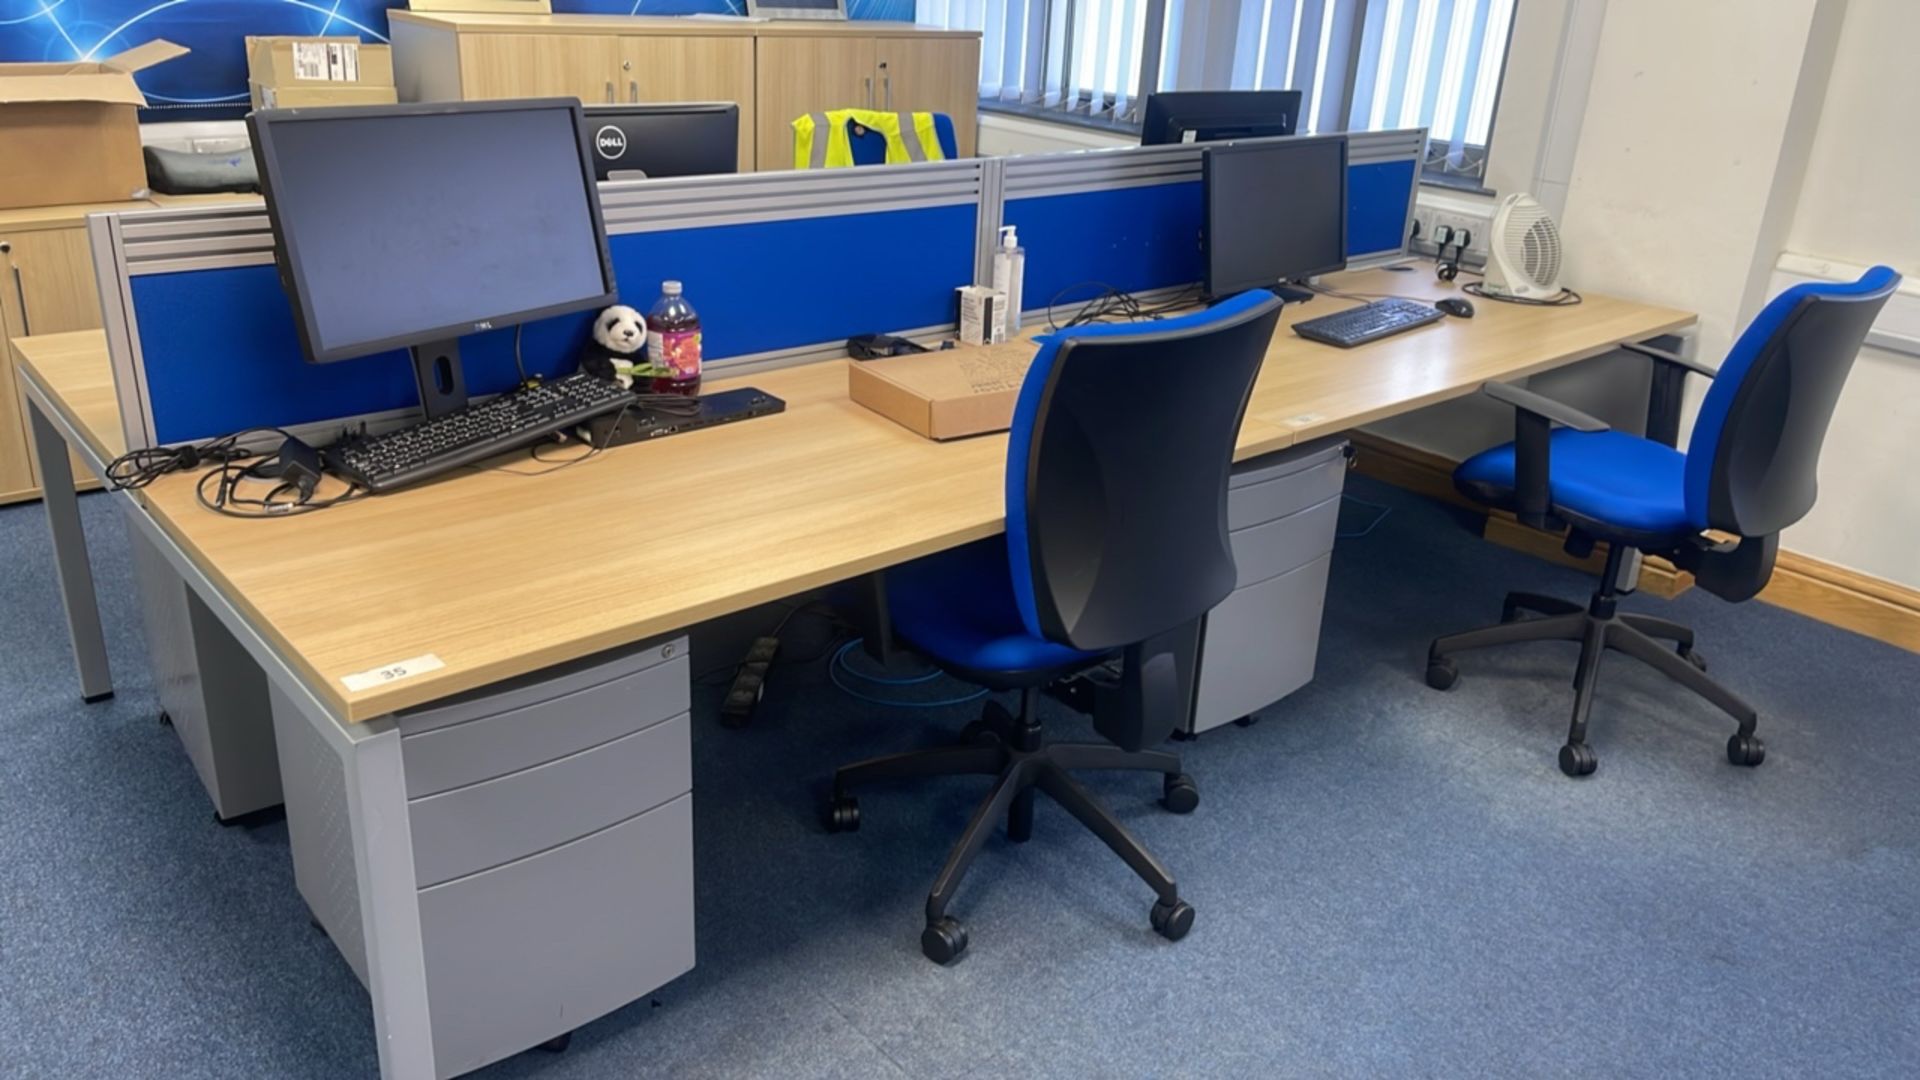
top-left (978, 98), bottom-right (1141, 138)
top-left (1419, 172), bottom-right (1497, 197)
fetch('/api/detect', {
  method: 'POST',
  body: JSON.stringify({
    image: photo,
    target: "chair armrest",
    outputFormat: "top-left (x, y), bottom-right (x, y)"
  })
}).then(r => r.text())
top-left (1622, 342), bottom-right (1714, 448)
top-left (1621, 341), bottom-right (1718, 378)
top-left (1479, 381), bottom-right (1609, 531)
top-left (1480, 381), bottom-right (1610, 431)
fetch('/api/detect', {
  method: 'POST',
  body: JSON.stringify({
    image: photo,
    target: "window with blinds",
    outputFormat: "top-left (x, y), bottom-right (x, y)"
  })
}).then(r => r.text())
top-left (918, 0), bottom-right (1518, 184)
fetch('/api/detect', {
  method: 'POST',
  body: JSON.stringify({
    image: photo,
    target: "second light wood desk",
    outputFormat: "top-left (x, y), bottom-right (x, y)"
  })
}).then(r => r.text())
top-left (11, 267), bottom-right (1693, 1078)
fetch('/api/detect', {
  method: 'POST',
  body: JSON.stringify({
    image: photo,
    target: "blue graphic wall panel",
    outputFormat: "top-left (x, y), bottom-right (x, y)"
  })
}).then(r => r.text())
top-left (0, 1), bottom-right (915, 120)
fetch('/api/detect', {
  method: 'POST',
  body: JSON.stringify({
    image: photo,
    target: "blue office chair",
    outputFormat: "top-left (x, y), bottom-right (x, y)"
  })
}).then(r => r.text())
top-left (1426, 266), bottom-right (1901, 777)
top-left (823, 290), bottom-right (1286, 963)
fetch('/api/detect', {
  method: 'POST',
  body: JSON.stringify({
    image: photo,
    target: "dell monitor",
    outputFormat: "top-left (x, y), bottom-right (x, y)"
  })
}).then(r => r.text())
top-left (1202, 135), bottom-right (1348, 299)
top-left (248, 99), bottom-right (618, 417)
top-left (1141, 91), bottom-right (1303, 145)
top-left (582, 102), bottom-right (740, 181)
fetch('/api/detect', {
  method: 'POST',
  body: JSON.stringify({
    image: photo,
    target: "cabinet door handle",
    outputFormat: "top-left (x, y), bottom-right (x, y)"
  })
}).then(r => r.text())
top-left (11, 263), bottom-right (30, 338)
top-left (629, 80), bottom-right (639, 103)
top-left (883, 75), bottom-right (892, 111)
top-left (605, 80), bottom-right (615, 104)
top-left (864, 76), bottom-right (874, 108)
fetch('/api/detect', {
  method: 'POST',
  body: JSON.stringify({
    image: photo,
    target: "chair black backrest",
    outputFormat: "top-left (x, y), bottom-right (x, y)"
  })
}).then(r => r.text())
top-left (1005, 290), bottom-right (1284, 652)
top-left (1684, 266), bottom-right (1900, 537)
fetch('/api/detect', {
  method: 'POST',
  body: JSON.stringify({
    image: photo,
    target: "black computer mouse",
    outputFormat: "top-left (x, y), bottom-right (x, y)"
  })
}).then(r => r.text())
top-left (1436, 298), bottom-right (1475, 319)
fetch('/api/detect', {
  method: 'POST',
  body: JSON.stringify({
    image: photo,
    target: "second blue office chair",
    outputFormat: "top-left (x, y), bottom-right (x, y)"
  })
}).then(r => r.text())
top-left (823, 290), bottom-right (1285, 963)
top-left (1426, 266), bottom-right (1900, 776)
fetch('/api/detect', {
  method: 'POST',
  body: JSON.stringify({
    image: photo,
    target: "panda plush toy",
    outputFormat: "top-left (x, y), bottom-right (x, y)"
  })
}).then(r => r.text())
top-left (579, 304), bottom-right (647, 390)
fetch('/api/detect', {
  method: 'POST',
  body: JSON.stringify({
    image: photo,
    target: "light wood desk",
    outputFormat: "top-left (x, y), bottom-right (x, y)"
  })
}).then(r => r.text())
top-left (12, 268), bottom-right (1691, 722)
top-left (11, 268), bottom-right (1692, 1079)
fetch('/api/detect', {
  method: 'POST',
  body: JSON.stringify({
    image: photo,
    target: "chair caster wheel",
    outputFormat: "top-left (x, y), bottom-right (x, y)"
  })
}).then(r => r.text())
top-left (1160, 773), bottom-right (1199, 814)
top-left (1558, 742), bottom-right (1597, 777)
top-left (1727, 734), bottom-right (1766, 767)
top-left (921, 916), bottom-right (968, 964)
top-left (1150, 898), bottom-right (1195, 941)
top-left (538, 1031), bottom-right (572, 1053)
top-left (822, 795), bottom-right (860, 833)
top-left (158, 711), bottom-right (172, 728)
top-left (1680, 647), bottom-right (1707, 672)
top-left (1425, 658), bottom-right (1458, 691)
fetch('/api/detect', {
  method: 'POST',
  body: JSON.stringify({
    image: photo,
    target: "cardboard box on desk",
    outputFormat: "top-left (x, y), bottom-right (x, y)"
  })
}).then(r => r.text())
top-left (0, 40), bottom-right (188, 210)
top-left (247, 36), bottom-right (395, 89)
top-left (249, 82), bottom-right (400, 109)
top-left (848, 339), bottom-right (1038, 440)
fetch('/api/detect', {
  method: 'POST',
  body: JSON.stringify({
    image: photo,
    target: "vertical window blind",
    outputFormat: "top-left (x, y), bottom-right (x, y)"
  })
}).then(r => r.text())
top-left (918, 0), bottom-right (1516, 181)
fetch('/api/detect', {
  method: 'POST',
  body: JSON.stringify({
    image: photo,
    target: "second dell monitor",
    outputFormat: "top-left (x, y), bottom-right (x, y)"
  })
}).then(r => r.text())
top-left (1202, 134), bottom-right (1348, 300)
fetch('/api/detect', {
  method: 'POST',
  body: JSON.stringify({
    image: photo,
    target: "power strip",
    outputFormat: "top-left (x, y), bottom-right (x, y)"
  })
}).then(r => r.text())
top-left (719, 636), bottom-right (780, 729)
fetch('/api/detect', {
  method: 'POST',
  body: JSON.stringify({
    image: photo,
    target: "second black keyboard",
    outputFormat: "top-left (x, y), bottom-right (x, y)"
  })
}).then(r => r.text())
top-left (1293, 297), bottom-right (1446, 348)
top-left (328, 373), bottom-right (637, 492)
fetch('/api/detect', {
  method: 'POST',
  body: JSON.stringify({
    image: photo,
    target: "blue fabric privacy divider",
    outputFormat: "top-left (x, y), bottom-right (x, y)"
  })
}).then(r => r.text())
top-left (1348, 159), bottom-right (1417, 258)
top-left (602, 203), bottom-right (975, 356)
top-left (131, 203), bottom-right (976, 444)
top-left (1004, 183), bottom-right (1206, 314)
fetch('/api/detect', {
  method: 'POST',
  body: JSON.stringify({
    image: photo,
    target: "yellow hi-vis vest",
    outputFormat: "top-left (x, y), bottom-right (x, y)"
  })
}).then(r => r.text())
top-left (792, 109), bottom-right (946, 169)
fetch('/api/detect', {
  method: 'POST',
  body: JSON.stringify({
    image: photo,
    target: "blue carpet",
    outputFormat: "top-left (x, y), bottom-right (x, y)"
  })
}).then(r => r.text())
top-left (2, 478), bottom-right (1916, 1078)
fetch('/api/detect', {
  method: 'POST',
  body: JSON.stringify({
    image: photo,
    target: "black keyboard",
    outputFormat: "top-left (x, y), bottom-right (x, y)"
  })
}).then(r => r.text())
top-left (327, 373), bottom-right (636, 492)
top-left (1293, 298), bottom-right (1446, 348)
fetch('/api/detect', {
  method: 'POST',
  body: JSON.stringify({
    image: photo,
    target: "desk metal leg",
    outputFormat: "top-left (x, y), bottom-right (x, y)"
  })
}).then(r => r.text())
top-left (27, 400), bottom-right (113, 703)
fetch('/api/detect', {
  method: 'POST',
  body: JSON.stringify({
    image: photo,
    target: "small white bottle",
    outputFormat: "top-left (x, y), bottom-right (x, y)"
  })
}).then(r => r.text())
top-left (992, 225), bottom-right (1026, 340)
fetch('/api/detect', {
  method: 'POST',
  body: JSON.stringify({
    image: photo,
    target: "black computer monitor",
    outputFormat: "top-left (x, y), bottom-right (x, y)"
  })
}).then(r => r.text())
top-left (581, 102), bottom-right (740, 181)
top-left (1202, 135), bottom-right (1348, 299)
top-left (247, 99), bottom-right (618, 417)
top-left (1140, 91), bottom-right (1303, 145)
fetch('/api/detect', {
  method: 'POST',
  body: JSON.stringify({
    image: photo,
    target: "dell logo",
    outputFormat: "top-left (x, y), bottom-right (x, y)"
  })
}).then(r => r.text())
top-left (594, 124), bottom-right (627, 161)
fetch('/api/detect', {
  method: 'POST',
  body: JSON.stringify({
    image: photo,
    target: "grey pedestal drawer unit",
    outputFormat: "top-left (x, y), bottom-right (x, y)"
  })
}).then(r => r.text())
top-left (125, 518), bottom-right (282, 821)
top-left (1190, 438), bottom-right (1348, 733)
top-left (271, 636), bottom-right (695, 1078)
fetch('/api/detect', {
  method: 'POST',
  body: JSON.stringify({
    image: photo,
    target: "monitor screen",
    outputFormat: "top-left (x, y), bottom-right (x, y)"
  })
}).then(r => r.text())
top-left (1203, 136), bottom-right (1348, 297)
top-left (1141, 91), bottom-right (1302, 146)
top-left (251, 101), bottom-right (617, 364)
top-left (582, 103), bottom-right (740, 181)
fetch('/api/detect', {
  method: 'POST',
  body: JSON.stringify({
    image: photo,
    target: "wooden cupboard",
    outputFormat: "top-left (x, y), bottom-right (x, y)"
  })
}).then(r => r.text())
top-left (389, 12), bottom-right (979, 172)
top-left (0, 205), bottom-right (129, 504)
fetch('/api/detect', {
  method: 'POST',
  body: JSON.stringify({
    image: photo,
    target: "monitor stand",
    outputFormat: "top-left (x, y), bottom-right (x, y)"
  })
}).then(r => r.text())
top-left (1269, 283), bottom-right (1316, 304)
top-left (411, 339), bottom-right (469, 419)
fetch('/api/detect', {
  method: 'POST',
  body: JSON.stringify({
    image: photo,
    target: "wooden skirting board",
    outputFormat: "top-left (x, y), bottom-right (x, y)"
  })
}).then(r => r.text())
top-left (1347, 431), bottom-right (1920, 653)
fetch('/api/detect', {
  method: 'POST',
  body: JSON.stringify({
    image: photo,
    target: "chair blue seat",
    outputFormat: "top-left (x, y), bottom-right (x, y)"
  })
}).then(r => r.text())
top-left (1456, 428), bottom-right (1692, 540)
top-left (888, 537), bottom-right (1108, 684)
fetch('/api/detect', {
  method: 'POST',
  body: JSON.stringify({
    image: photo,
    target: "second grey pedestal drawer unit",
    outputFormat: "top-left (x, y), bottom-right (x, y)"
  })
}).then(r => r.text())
top-left (1190, 438), bottom-right (1348, 733)
top-left (273, 635), bottom-right (695, 1078)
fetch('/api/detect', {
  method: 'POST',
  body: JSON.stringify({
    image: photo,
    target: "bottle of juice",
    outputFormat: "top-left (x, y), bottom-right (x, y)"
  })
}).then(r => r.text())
top-left (646, 280), bottom-right (702, 396)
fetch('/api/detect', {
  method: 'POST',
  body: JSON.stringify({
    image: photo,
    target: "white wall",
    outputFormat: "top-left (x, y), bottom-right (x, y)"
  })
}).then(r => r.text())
top-left (1774, 0), bottom-right (1920, 587)
top-left (975, 112), bottom-right (1136, 157)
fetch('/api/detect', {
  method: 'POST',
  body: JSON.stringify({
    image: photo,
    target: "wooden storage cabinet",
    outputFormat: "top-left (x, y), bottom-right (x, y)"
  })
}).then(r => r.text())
top-left (390, 12), bottom-right (979, 173)
top-left (755, 33), bottom-right (978, 169)
top-left (1, 216), bottom-right (108, 504)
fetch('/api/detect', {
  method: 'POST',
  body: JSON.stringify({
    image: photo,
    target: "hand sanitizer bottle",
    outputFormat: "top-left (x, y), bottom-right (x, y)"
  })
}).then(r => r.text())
top-left (992, 225), bottom-right (1026, 340)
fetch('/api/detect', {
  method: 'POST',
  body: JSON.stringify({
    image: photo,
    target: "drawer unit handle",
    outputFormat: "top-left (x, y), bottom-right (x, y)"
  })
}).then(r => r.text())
top-left (604, 80), bottom-right (615, 104)
top-left (883, 75), bottom-right (892, 111)
top-left (629, 79), bottom-right (639, 103)
top-left (864, 76), bottom-right (874, 108)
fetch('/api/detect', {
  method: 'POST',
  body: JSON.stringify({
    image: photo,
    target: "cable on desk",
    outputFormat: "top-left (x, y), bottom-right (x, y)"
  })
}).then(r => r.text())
top-left (194, 457), bottom-right (367, 519)
top-left (1045, 281), bottom-right (1206, 331)
top-left (1463, 281), bottom-right (1583, 306)
top-left (104, 427), bottom-right (290, 490)
top-left (830, 639), bottom-right (989, 708)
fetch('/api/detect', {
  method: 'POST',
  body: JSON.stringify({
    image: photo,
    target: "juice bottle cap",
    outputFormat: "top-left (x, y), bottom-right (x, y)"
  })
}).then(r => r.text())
top-left (662, 280), bottom-right (683, 295)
